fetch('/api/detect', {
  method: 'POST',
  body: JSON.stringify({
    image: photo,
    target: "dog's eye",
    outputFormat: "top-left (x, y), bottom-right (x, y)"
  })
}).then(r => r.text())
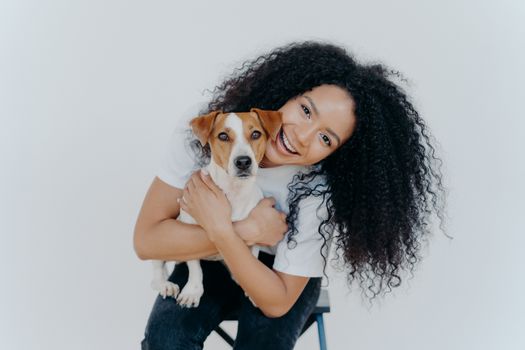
top-left (218, 132), bottom-right (229, 141)
top-left (251, 131), bottom-right (262, 140)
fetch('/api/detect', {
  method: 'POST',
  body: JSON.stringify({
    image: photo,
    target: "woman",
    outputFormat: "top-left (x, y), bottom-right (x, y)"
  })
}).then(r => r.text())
top-left (134, 41), bottom-right (447, 349)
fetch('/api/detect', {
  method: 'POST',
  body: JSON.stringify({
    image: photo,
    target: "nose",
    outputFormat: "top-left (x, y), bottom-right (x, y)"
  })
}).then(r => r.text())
top-left (234, 156), bottom-right (252, 170)
top-left (295, 124), bottom-right (316, 147)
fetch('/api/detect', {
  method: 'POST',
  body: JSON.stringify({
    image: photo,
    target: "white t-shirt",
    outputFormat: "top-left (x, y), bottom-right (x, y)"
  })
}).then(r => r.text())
top-left (157, 111), bottom-right (332, 277)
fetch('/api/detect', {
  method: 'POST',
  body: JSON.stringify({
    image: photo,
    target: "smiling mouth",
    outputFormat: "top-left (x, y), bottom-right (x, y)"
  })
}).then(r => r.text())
top-left (278, 128), bottom-right (299, 155)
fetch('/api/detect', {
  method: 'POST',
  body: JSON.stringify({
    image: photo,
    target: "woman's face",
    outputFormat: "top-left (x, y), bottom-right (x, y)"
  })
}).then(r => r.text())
top-left (261, 84), bottom-right (356, 167)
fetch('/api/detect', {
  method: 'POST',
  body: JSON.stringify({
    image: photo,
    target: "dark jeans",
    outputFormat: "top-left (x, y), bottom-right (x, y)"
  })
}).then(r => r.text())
top-left (141, 252), bottom-right (322, 350)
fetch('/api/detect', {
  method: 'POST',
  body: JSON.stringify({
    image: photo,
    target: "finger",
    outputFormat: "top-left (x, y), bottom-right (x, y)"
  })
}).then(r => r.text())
top-left (190, 171), bottom-right (202, 185)
top-left (191, 171), bottom-right (210, 194)
top-left (185, 172), bottom-right (199, 190)
top-left (182, 187), bottom-right (191, 203)
top-left (190, 170), bottom-right (201, 180)
top-left (188, 176), bottom-right (199, 192)
top-left (187, 169), bottom-right (203, 185)
top-left (189, 172), bottom-right (207, 195)
top-left (177, 197), bottom-right (188, 212)
top-left (199, 170), bottom-right (223, 196)
top-left (262, 197), bottom-right (276, 207)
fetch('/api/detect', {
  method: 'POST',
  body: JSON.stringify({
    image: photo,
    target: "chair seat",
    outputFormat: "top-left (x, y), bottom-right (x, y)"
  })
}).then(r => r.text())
top-left (216, 288), bottom-right (330, 349)
top-left (313, 288), bottom-right (331, 313)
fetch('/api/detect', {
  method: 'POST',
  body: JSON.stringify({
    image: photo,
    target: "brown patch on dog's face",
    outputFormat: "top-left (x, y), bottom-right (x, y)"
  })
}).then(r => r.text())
top-left (207, 114), bottom-right (234, 172)
top-left (237, 112), bottom-right (269, 164)
top-left (190, 111), bottom-right (236, 173)
top-left (190, 110), bottom-right (221, 146)
top-left (193, 110), bottom-right (282, 175)
top-left (250, 108), bottom-right (282, 142)
top-left (207, 112), bottom-right (268, 173)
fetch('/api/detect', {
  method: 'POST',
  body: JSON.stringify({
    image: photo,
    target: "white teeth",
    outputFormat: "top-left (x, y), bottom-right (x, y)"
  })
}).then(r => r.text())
top-left (281, 130), bottom-right (297, 154)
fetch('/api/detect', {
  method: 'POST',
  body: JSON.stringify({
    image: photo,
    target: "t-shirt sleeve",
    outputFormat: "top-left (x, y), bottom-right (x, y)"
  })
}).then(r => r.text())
top-left (272, 194), bottom-right (332, 277)
top-left (156, 126), bottom-right (199, 189)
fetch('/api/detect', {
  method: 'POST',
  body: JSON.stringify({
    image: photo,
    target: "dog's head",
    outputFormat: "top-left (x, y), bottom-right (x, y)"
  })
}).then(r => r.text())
top-left (190, 108), bottom-right (282, 178)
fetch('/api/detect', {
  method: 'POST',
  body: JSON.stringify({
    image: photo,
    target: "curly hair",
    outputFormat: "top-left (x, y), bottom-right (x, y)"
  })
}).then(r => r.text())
top-left (191, 40), bottom-right (449, 300)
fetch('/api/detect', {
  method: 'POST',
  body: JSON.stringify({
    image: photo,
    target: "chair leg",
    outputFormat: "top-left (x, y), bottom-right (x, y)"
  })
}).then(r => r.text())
top-left (214, 326), bottom-right (235, 347)
top-left (316, 314), bottom-right (328, 350)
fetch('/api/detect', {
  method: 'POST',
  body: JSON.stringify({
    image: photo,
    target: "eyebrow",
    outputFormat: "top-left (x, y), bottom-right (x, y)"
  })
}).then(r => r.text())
top-left (302, 94), bottom-right (342, 147)
top-left (326, 128), bottom-right (341, 147)
top-left (302, 94), bottom-right (320, 116)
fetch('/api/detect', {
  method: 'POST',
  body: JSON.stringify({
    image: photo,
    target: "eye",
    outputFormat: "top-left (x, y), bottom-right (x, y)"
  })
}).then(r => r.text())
top-left (320, 134), bottom-right (332, 147)
top-left (301, 104), bottom-right (311, 119)
top-left (251, 130), bottom-right (262, 140)
top-left (218, 132), bottom-right (229, 141)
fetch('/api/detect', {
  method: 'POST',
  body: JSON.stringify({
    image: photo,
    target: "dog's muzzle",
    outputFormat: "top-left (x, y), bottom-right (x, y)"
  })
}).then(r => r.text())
top-left (234, 156), bottom-right (253, 178)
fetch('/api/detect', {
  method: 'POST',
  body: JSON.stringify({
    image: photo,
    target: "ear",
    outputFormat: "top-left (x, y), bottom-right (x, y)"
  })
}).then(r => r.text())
top-left (250, 108), bottom-right (282, 141)
top-left (190, 110), bottom-right (222, 146)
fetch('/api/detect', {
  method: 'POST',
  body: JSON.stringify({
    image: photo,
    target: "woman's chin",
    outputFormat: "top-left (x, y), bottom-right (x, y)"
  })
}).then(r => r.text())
top-left (266, 150), bottom-right (300, 167)
top-left (262, 151), bottom-right (281, 166)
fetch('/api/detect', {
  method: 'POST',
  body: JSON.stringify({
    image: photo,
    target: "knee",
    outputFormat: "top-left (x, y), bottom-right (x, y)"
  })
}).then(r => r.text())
top-left (142, 299), bottom-right (208, 350)
top-left (143, 320), bottom-right (205, 350)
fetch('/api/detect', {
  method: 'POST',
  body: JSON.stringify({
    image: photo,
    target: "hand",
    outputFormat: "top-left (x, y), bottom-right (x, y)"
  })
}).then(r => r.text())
top-left (240, 197), bottom-right (288, 246)
top-left (178, 170), bottom-right (233, 241)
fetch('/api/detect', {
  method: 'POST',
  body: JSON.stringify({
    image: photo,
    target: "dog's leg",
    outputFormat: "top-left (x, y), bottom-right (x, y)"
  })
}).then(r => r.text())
top-left (176, 260), bottom-right (204, 308)
top-left (150, 260), bottom-right (180, 299)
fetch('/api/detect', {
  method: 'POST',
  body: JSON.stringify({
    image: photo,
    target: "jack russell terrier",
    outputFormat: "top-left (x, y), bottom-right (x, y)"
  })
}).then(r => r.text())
top-left (151, 108), bottom-right (282, 308)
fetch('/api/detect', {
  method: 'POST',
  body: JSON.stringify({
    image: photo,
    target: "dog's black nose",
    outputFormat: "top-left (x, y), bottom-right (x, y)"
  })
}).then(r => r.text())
top-left (235, 156), bottom-right (252, 170)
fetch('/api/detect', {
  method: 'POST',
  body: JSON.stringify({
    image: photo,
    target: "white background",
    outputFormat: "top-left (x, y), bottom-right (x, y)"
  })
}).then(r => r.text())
top-left (1, 1), bottom-right (524, 349)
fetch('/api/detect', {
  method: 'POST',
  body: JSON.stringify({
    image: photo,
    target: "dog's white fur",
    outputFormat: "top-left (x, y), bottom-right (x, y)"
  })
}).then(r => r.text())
top-left (151, 112), bottom-right (263, 308)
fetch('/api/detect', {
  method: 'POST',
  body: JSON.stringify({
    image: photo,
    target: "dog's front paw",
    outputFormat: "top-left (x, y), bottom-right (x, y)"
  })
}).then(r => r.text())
top-left (151, 279), bottom-right (180, 299)
top-left (176, 282), bottom-right (204, 308)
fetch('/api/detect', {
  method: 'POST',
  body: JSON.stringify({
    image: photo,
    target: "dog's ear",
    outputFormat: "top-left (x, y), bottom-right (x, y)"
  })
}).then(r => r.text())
top-left (190, 110), bottom-right (222, 146)
top-left (250, 108), bottom-right (282, 141)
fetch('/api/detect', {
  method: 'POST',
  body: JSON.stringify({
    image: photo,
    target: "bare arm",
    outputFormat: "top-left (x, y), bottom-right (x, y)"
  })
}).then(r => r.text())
top-left (134, 174), bottom-right (304, 317)
top-left (133, 176), bottom-right (285, 261)
top-left (213, 225), bottom-right (310, 318)
top-left (179, 172), bottom-right (309, 318)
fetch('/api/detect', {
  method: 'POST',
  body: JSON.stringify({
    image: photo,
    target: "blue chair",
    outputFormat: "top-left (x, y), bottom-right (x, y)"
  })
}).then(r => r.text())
top-left (214, 288), bottom-right (330, 349)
